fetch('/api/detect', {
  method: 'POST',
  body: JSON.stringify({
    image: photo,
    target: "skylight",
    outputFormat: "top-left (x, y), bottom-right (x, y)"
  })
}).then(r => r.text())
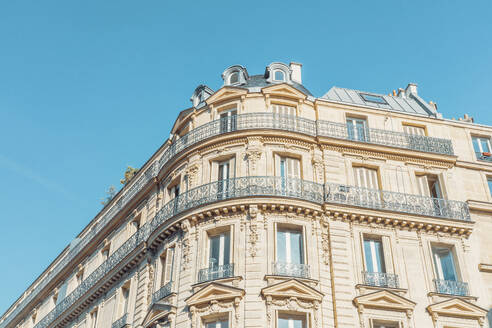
top-left (360, 93), bottom-right (387, 105)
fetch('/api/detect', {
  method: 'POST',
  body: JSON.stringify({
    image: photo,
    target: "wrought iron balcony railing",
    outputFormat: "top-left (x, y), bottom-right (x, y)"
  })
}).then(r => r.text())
top-left (272, 262), bottom-right (310, 279)
top-left (434, 279), bottom-right (469, 296)
top-left (30, 175), bottom-right (471, 328)
top-left (151, 281), bottom-right (172, 304)
top-left (324, 182), bottom-right (470, 221)
top-left (198, 264), bottom-right (235, 283)
top-left (111, 313), bottom-right (129, 328)
top-left (316, 120), bottom-right (454, 155)
top-left (5, 112), bottom-right (455, 328)
top-left (362, 271), bottom-right (399, 288)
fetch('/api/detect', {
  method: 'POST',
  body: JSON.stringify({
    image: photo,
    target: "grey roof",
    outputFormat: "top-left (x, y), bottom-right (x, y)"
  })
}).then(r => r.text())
top-left (238, 75), bottom-right (313, 96)
top-left (321, 87), bottom-right (439, 117)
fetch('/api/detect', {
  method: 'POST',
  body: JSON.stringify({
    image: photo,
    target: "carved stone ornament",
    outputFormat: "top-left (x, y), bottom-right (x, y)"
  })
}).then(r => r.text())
top-left (186, 283), bottom-right (245, 328)
top-left (248, 205), bottom-right (259, 257)
top-left (185, 162), bottom-right (200, 188)
top-left (261, 279), bottom-right (323, 328)
top-left (245, 137), bottom-right (263, 175)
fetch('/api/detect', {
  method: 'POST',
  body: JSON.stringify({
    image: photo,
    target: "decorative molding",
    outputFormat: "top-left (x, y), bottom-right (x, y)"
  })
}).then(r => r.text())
top-left (478, 263), bottom-right (492, 273)
top-left (248, 205), bottom-right (259, 257)
top-left (427, 298), bottom-right (488, 327)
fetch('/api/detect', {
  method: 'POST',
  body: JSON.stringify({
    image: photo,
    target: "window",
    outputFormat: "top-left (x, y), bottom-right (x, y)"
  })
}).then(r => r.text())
top-left (347, 117), bottom-right (368, 142)
top-left (359, 93), bottom-right (387, 105)
top-left (488, 177), bottom-right (492, 197)
top-left (90, 310), bottom-right (98, 328)
top-left (363, 237), bottom-right (385, 273)
top-left (472, 136), bottom-right (491, 159)
top-left (353, 167), bottom-right (379, 190)
top-left (117, 284), bottom-right (130, 317)
top-left (217, 160), bottom-right (234, 198)
top-left (204, 318), bottom-right (229, 328)
top-left (416, 174), bottom-right (442, 199)
top-left (274, 70), bottom-right (285, 81)
top-left (277, 313), bottom-right (306, 328)
top-left (229, 72), bottom-right (239, 84)
top-left (275, 156), bottom-right (301, 194)
top-left (272, 104), bottom-right (295, 116)
top-left (208, 231), bottom-right (230, 268)
top-left (159, 247), bottom-right (174, 287)
top-left (433, 246), bottom-right (458, 282)
top-left (219, 109), bottom-right (237, 133)
top-left (403, 124), bottom-right (426, 136)
top-left (276, 228), bottom-right (304, 265)
top-left (372, 320), bottom-right (400, 328)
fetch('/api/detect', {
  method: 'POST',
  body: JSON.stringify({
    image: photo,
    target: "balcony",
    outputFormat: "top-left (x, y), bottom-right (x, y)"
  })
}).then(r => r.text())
top-left (151, 281), bottom-right (172, 304)
top-left (434, 279), bottom-right (469, 296)
top-left (111, 314), bottom-right (130, 328)
top-left (316, 120), bottom-right (454, 155)
top-left (272, 262), bottom-right (310, 279)
top-left (198, 264), bottom-right (235, 283)
top-left (324, 182), bottom-right (470, 221)
top-left (362, 271), bottom-right (399, 288)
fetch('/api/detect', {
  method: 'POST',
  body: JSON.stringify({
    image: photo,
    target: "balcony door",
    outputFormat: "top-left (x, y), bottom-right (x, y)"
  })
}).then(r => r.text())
top-left (208, 231), bottom-right (230, 269)
top-left (276, 156), bottom-right (301, 195)
top-left (219, 109), bottom-right (237, 133)
top-left (353, 167), bottom-right (380, 206)
top-left (433, 247), bottom-right (458, 282)
top-left (217, 159), bottom-right (235, 199)
top-left (347, 117), bottom-right (368, 142)
top-left (276, 229), bottom-right (304, 265)
top-left (416, 174), bottom-right (444, 215)
top-left (363, 238), bottom-right (386, 274)
top-left (272, 104), bottom-right (296, 130)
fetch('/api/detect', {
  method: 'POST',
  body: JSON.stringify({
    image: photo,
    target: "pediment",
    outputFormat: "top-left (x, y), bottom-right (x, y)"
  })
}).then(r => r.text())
top-left (205, 87), bottom-right (248, 105)
top-left (427, 298), bottom-right (487, 319)
top-left (261, 83), bottom-right (307, 100)
top-left (186, 283), bottom-right (245, 307)
top-left (261, 279), bottom-right (323, 302)
top-left (142, 302), bottom-right (176, 328)
top-left (353, 290), bottom-right (416, 312)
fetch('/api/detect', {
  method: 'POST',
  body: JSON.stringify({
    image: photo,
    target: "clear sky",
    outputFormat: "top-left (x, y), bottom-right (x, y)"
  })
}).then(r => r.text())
top-left (1, 0), bottom-right (491, 315)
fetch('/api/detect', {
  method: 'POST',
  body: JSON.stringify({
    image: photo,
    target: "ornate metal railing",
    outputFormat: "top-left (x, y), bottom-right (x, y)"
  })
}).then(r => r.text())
top-left (272, 262), bottom-right (310, 279)
top-left (434, 279), bottom-right (469, 296)
top-left (3, 112), bottom-right (456, 328)
top-left (362, 271), bottom-right (399, 288)
top-left (324, 182), bottom-right (470, 221)
top-left (198, 264), bottom-right (235, 283)
top-left (316, 120), bottom-right (454, 155)
top-left (151, 281), bottom-right (173, 304)
top-left (111, 313), bottom-right (129, 328)
top-left (25, 175), bottom-right (471, 328)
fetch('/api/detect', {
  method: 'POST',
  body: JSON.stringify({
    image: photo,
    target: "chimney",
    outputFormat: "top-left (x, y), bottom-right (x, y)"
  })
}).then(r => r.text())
top-left (405, 83), bottom-right (418, 96)
top-left (290, 62), bottom-right (302, 84)
top-left (397, 88), bottom-right (405, 98)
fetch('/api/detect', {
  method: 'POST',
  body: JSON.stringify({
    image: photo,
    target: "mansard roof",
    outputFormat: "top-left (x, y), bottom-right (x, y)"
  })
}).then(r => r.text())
top-left (321, 85), bottom-right (440, 118)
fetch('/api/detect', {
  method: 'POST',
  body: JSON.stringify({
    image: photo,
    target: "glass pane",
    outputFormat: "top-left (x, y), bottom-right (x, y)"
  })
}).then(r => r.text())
top-left (488, 179), bottom-right (492, 196)
top-left (278, 318), bottom-right (304, 328)
top-left (209, 236), bottom-right (220, 267)
top-left (230, 72), bottom-right (239, 84)
top-left (278, 318), bottom-right (290, 328)
top-left (373, 239), bottom-right (386, 273)
top-left (364, 239), bottom-right (374, 272)
top-left (223, 232), bottom-right (230, 265)
top-left (364, 239), bottom-right (385, 273)
top-left (439, 249), bottom-right (457, 281)
top-left (481, 138), bottom-right (490, 153)
top-left (472, 137), bottom-right (481, 154)
top-left (277, 230), bottom-right (287, 262)
top-left (290, 230), bottom-right (303, 264)
top-left (274, 70), bottom-right (284, 81)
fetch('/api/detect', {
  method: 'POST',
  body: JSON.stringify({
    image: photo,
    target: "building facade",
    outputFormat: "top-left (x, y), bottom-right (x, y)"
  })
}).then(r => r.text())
top-left (1, 62), bottom-right (492, 328)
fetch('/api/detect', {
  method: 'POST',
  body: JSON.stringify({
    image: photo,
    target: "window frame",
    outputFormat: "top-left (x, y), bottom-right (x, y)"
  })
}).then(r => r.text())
top-left (359, 93), bottom-right (388, 105)
top-left (273, 70), bottom-right (286, 82)
top-left (274, 223), bottom-right (307, 267)
top-left (276, 311), bottom-right (309, 328)
top-left (431, 244), bottom-right (461, 282)
top-left (352, 165), bottom-right (381, 191)
top-left (402, 123), bottom-right (427, 136)
top-left (346, 116), bottom-right (369, 142)
top-left (471, 135), bottom-right (492, 160)
top-left (201, 312), bottom-right (231, 328)
top-left (204, 225), bottom-right (234, 269)
top-left (228, 72), bottom-right (240, 85)
top-left (370, 319), bottom-right (401, 328)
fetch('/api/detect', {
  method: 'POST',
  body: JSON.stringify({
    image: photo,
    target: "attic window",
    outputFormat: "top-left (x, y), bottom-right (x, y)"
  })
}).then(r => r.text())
top-left (274, 70), bottom-right (285, 81)
top-left (360, 93), bottom-right (387, 105)
top-left (229, 72), bottom-right (239, 84)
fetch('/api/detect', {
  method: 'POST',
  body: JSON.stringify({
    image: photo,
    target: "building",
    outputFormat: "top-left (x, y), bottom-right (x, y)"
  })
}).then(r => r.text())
top-left (1, 62), bottom-right (492, 328)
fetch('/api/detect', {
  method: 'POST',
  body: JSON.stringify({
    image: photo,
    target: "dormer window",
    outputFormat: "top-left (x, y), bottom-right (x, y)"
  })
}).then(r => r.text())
top-left (229, 72), bottom-right (239, 84)
top-left (274, 70), bottom-right (285, 82)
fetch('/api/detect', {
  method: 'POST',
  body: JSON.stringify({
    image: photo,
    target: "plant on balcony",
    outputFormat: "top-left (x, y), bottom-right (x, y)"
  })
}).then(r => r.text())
top-left (120, 166), bottom-right (139, 185)
top-left (100, 185), bottom-right (117, 206)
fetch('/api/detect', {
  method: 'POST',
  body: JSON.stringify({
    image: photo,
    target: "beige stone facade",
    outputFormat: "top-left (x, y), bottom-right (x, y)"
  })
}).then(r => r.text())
top-left (1, 62), bottom-right (492, 328)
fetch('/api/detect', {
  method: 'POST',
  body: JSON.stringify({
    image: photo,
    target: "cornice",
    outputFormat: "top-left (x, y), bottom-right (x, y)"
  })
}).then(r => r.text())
top-left (456, 159), bottom-right (492, 172)
top-left (467, 200), bottom-right (492, 213)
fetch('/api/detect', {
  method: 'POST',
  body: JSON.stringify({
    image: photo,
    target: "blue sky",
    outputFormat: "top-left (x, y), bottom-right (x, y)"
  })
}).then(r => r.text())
top-left (1, 0), bottom-right (491, 314)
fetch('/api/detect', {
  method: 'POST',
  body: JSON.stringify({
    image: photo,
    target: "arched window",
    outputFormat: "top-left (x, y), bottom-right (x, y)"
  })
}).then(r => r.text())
top-left (274, 70), bottom-right (285, 81)
top-left (229, 72), bottom-right (239, 84)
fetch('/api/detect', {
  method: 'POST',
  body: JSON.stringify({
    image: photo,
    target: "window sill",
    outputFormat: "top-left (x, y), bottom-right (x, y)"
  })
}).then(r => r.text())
top-left (478, 263), bottom-right (492, 273)
top-left (427, 292), bottom-right (477, 302)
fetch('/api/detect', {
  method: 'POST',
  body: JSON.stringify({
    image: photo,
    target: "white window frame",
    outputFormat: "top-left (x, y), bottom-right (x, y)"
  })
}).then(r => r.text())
top-left (273, 70), bottom-right (286, 82)
top-left (219, 108), bottom-right (238, 133)
top-left (371, 319), bottom-right (401, 328)
top-left (432, 245), bottom-right (460, 282)
top-left (229, 72), bottom-right (239, 85)
top-left (472, 135), bottom-right (492, 158)
top-left (402, 123), bottom-right (426, 136)
top-left (346, 116), bottom-right (368, 142)
top-left (206, 227), bottom-right (233, 269)
top-left (158, 247), bottom-right (175, 287)
top-left (276, 311), bottom-right (308, 328)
